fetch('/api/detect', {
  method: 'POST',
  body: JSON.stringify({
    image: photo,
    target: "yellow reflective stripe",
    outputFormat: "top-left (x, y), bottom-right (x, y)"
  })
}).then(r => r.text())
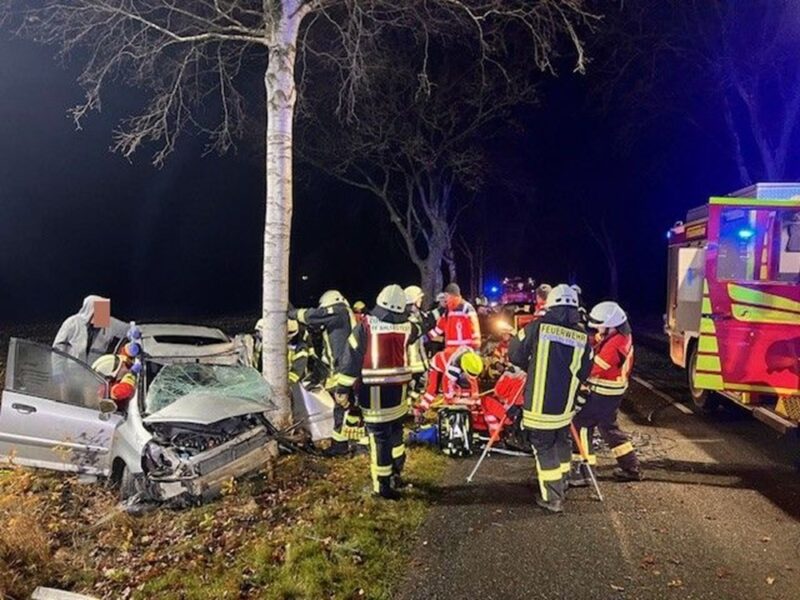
top-left (517, 329), bottom-right (526, 342)
top-left (560, 462), bottom-right (571, 475)
top-left (710, 196), bottom-right (800, 207)
top-left (611, 442), bottom-right (634, 458)
top-left (288, 372), bottom-right (300, 383)
top-left (732, 304), bottom-right (800, 324)
top-left (297, 309), bottom-right (308, 324)
top-left (703, 279), bottom-right (709, 294)
top-left (523, 415), bottom-right (573, 430)
top-left (369, 434), bottom-right (380, 492)
top-left (392, 444), bottom-right (405, 459)
top-left (538, 466), bottom-right (563, 482)
top-left (696, 354), bottom-right (721, 372)
top-left (337, 374), bottom-right (357, 387)
top-left (594, 355), bottom-right (611, 370)
top-left (363, 403), bottom-right (408, 424)
top-left (701, 298), bottom-right (712, 314)
top-left (694, 373), bottom-right (724, 390)
top-left (348, 334), bottom-right (359, 350)
top-left (534, 456), bottom-right (548, 501)
top-left (532, 338), bottom-right (550, 415)
top-left (566, 346), bottom-right (583, 413)
top-left (700, 318), bottom-right (716, 334)
top-left (698, 335), bottom-right (719, 353)
top-left (728, 283), bottom-right (800, 313)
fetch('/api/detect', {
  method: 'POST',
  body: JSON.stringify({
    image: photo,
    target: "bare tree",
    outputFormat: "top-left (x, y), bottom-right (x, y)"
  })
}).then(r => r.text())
top-left (1, 0), bottom-right (595, 421)
top-left (595, 0), bottom-right (800, 184)
top-left (299, 29), bottom-right (590, 299)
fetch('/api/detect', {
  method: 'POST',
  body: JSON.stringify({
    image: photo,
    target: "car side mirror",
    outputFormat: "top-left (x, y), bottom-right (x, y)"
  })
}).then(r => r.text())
top-left (99, 398), bottom-right (117, 415)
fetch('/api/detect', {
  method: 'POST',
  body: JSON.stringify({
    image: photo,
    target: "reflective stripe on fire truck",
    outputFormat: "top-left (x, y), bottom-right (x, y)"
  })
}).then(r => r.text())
top-left (728, 284), bottom-right (800, 314)
top-left (695, 279), bottom-right (725, 391)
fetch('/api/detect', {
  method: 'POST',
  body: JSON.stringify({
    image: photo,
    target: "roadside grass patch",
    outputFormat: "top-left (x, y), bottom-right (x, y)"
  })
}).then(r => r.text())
top-left (0, 447), bottom-right (447, 599)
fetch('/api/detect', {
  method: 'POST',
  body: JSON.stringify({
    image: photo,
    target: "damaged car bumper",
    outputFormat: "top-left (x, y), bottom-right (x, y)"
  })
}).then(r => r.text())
top-left (144, 425), bottom-right (278, 503)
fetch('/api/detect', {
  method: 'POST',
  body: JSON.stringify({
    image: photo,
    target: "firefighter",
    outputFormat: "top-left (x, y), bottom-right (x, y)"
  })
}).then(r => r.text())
top-left (570, 301), bottom-right (643, 484)
top-left (428, 283), bottom-right (481, 353)
top-left (92, 341), bottom-right (142, 411)
top-left (509, 284), bottom-right (593, 514)
top-left (287, 319), bottom-right (312, 385)
top-left (533, 284), bottom-right (552, 315)
top-left (289, 290), bottom-right (356, 455)
top-left (336, 285), bottom-right (421, 500)
top-left (404, 285), bottom-right (431, 406)
top-left (416, 346), bottom-right (483, 418)
top-left (353, 301), bottom-right (368, 324)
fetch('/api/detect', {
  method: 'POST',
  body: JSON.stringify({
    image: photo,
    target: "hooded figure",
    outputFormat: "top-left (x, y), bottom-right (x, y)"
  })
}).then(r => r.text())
top-left (53, 295), bottom-right (128, 364)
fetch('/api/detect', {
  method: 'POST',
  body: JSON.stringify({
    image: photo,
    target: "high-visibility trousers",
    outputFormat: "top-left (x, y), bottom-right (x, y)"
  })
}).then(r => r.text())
top-left (527, 426), bottom-right (571, 503)
top-left (358, 384), bottom-right (407, 493)
top-left (572, 393), bottom-right (639, 471)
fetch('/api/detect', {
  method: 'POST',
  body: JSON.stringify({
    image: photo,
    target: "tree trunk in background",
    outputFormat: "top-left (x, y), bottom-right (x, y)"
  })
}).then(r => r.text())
top-left (419, 243), bottom-right (446, 306)
top-left (263, 3), bottom-right (305, 426)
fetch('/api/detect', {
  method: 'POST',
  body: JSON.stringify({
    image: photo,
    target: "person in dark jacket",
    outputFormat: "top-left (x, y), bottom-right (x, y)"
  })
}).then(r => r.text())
top-left (509, 284), bottom-right (593, 514)
top-left (289, 290), bottom-right (356, 454)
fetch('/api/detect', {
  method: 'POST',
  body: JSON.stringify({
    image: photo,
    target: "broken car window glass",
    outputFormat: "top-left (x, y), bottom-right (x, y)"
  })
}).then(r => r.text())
top-left (144, 363), bottom-right (274, 415)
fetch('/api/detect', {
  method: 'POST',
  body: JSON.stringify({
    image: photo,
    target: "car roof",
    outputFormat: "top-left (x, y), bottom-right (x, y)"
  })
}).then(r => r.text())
top-left (138, 323), bottom-right (237, 361)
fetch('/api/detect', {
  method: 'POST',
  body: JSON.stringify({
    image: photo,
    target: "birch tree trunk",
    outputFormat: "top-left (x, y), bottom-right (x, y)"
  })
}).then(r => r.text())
top-left (263, 2), bottom-right (305, 425)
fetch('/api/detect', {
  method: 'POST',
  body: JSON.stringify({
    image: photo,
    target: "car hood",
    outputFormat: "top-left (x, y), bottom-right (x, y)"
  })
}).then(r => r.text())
top-left (143, 392), bottom-right (267, 425)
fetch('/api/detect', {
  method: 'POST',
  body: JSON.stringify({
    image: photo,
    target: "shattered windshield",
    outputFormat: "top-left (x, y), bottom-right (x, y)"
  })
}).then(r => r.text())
top-left (144, 363), bottom-right (274, 415)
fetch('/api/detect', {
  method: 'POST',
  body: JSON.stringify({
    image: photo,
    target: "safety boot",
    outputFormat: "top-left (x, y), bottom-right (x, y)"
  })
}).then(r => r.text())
top-left (376, 484), bottom-right (402, 501)
top-left (568, 463), bottom-right (590, 488)
top-left (323, 441), bottom-right (349, 457)
top-left (535, 495), bottom-right (564, 514)
top-left (613, 467), bottom-right (644, 482)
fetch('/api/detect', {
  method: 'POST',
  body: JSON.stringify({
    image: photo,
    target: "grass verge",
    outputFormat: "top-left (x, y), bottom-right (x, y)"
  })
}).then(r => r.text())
top-left (1, 447), bottom-right (447, 600)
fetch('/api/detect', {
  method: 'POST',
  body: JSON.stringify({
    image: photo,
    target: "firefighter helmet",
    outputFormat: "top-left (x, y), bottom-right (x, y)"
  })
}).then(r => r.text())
top-left (319, 290), bottom-right (347, 307)
top-left (287, 319), bottom-right (299, 337)
top-left (404, 285), bottom-right (424, 306)
top-left (92, 354), bottom-right (123, 379)
top-left (353, 301), bottom-right (366, 313)
top-left (460, 351), bottom-right (484, 377)
top-left (377, 284), bottom-right (408, 314)
top-left (588, 301), bottom-right (628, 329)
top-left (255, 318), bottom-right (265, 332)
top-left (545, 284), bottom-right (579, 308)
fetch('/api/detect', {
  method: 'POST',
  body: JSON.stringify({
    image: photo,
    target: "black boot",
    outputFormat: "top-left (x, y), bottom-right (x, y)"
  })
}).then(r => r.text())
top-left (535, 495), bottom-right (564, 514)
top-left (323, 441), bottom-right (349, 457)
top-left (376, 483), bottom-right (402, 501)
top-left (613, 467), bottom-right (644, 481)
top-left (568, 463), bottom-right (590, 488)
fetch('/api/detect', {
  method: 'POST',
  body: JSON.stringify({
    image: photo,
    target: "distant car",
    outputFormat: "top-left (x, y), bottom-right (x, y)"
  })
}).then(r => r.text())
top-left (0, 324), bottom-right (277, 504)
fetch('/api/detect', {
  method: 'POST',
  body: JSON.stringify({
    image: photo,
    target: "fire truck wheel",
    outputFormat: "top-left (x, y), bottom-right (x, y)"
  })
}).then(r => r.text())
top-left (687, 347), bottom-right (720, 413)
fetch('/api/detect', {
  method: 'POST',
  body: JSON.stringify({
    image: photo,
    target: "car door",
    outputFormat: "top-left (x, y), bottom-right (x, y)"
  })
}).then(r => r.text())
top-left (0, 338), bottom-right (123, 475)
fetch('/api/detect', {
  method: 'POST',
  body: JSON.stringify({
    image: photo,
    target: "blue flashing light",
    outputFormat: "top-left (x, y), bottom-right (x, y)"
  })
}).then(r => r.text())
top-left (666, 231), bottom-right (672, 239)
top-left (737, 229), bottom-right (755, 240)
top-left (490, 286), bottom-right (499, 294)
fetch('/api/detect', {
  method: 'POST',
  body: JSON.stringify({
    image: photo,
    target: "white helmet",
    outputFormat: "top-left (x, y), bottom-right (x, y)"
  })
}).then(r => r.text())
top-left (319, 290), bottom-right (347, 308)
top-left (588, 301), bottom-right (627, 329)
top-left (92, 354), bottom-right (123, 379)
top-left (255, 318), bottom-right (266, 332)
top-left (287, 319), bottom-right (299, 337)
top-left (404, 285), bottom-right (424, 306)
top-left (377, 284), bottom-right (408, 314)
top-left (545, 283), bottom-right (579, 308)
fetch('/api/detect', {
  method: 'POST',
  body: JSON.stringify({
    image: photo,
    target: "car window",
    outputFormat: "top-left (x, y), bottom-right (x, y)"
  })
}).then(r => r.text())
top-left (144, 363), bottom-right (274, 415)
top-left (6, 339), bottom-right (108, 410)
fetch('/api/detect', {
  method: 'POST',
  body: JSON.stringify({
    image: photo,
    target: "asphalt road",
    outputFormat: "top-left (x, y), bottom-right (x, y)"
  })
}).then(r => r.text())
top-left (398, 340), bottom-right (800, 600)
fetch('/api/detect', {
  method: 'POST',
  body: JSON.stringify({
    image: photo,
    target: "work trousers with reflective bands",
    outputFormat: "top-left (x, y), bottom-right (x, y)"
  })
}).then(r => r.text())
top-left (358, 383), bottom-right (407, 494)
top-left (572, 393), bottom-right (639, 471)
top-left (527, 426), bottom-right (571, 503)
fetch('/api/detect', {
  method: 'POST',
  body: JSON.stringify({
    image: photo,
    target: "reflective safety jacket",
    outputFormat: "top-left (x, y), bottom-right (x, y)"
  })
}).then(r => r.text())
top-left (587, 332), bottom-right (633, 396)
top-left (289, 303), bottom-right (355, 371)
top-left (408, 311), bottom-right (430, 374)
top-left (288, 330), bottom-right (314, 385)
top-left (429, 301), bottom-right (481, 349)
top-left (336, 308), bottom-right (421, 423)
top-left (422, 346), bottom-right (480, 408)
top-left (509, 308), bottom-right (593, 430)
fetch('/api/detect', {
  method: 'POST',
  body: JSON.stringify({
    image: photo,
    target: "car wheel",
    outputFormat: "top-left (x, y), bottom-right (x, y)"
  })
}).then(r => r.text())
top-left (119, 465), bottom-right (142, 501)
top-left (688, 346), bottom-right (720, 413)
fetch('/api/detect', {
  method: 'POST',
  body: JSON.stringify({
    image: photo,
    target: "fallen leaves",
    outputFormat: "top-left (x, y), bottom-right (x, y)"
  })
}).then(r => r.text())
top-left (766, 576), bottom-right (776, 585)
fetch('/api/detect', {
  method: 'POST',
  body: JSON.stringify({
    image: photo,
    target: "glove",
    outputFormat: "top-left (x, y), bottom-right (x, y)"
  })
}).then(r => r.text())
top-left (505, 405), bottom-right (522, 423)
top-left (342, 408), bottom-right (365, 441)
top-left (334, 392), bottom-right (351, 409)
top-left (574, 394), bottom-right (588, 412)
top-left (130, 360), bottom-right (143, 375)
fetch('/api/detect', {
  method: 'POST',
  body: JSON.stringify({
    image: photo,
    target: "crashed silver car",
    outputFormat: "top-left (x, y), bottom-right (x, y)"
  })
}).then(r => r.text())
top-left (0, 324), bottom-right (277, 505)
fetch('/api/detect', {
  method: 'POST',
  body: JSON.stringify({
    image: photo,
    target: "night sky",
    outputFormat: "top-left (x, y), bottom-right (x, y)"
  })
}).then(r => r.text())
top-left (0, 21), bottom-right (763, 326)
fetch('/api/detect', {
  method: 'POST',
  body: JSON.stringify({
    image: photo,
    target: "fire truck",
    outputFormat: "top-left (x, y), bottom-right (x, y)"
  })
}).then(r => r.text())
top-left (665, 183), bottom-right (800, 434)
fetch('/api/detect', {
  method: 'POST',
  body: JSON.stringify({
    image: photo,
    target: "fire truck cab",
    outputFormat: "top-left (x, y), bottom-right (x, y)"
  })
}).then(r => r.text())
top-left (666, 183), bottom-right (800, 434)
